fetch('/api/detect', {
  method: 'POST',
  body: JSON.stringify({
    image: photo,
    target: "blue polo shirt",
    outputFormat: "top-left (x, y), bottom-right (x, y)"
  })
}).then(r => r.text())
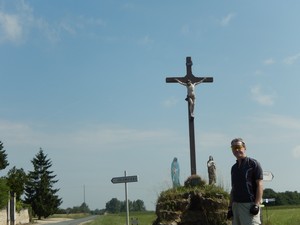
top-left (231, 157), bottom-right (263, 203)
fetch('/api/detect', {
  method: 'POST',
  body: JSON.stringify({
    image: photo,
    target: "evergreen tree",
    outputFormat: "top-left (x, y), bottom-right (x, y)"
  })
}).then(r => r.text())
top-left (0, 141), bottom-right (9, 170)
top-left (24, 148), bottom-right (62, 219)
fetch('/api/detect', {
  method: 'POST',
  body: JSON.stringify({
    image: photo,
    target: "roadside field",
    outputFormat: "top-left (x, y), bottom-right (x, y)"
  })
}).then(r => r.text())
top-left (262, 205), bottom-right (300, 225)
top-left (52, 206), bottom-right (300, 225)
top-left (89, 211), bottom-right (156, 225)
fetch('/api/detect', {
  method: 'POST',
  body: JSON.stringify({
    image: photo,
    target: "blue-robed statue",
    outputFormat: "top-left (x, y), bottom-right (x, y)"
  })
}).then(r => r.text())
top-left (171, 157), bottom-right (180, 188)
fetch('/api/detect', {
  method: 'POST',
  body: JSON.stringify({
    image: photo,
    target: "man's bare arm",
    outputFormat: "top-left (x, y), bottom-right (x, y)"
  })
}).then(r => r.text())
top-left (255, 179), bottom-right (263, 205)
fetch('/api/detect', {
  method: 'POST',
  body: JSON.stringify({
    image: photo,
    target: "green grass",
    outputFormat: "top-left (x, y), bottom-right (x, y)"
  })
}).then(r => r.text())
top-left (262, 205), bottom-right (300, 225)
top-left (51, 206), bottom-right (300, 225)
top-left (89, 211), bottom-right (156, 225)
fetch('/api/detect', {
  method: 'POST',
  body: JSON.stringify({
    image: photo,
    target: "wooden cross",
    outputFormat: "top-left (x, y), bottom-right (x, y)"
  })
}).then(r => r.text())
top-left (166, 56), bottom-right (213, 175)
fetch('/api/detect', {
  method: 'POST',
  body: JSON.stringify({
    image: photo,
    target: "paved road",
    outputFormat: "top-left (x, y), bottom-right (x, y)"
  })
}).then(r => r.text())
top-left (41, 216), bottom-right (98, 225)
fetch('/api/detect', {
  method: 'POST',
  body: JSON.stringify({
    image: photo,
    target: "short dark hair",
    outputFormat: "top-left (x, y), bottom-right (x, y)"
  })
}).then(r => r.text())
top-left (231, 138), bottom-right (246, 147)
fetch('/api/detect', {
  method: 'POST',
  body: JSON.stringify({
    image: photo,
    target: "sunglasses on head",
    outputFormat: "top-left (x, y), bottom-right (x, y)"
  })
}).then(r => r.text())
top-left (231, 145), bottom-right (244, 150)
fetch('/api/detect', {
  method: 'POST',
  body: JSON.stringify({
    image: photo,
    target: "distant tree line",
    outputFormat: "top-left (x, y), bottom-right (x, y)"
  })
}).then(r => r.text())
top-left (264, 188), bottom-right (300, 206)
top-left (57, 202), bottom-right (93, 214)
top-left (105, 198), bottom-right (146, 213)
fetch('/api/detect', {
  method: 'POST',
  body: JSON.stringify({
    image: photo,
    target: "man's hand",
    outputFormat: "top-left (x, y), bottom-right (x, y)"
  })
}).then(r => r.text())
top-left (250, 204), bottom-right (260, 215)
top-left (227, 206), bottom-right (233, 219)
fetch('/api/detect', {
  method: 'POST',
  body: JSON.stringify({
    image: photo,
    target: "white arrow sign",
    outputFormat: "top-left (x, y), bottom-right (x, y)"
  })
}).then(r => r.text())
top-left (263, 171), bottom-right (274, 181)
top-left (111, 175), bottom-right (138, 184)
top-left (263, 198), bottom-right (276, 203)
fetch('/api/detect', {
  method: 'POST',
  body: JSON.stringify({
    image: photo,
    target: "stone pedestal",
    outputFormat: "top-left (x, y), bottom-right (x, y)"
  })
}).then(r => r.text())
top-left (153, 175), bottom-right (230, 225)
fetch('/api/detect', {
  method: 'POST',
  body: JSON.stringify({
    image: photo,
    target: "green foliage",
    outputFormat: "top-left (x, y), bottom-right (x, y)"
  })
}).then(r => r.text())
top-left (155, 182), bottom-right (229, 225)
top-left (158, 184), bottom-right (229, 202)
top-left (106, 198), bottom-right (121, 213)
top-left (264, 188), bottom-right (300, 206)
top-left (105, 198), bottom-right (146, 213)
top-left (24, 148), bottom-right (62, 219)
top-left (6, 166), bottom-right (28, 201)
top-left (184, 174), bottom-right (206, 187)
top-left (0, 141), bottom-right (9, 170)
top-left (65, 202), bottom-right (91, 214)
top-left (16, 201), bottom-right (31, 213)
top-left (0, 178), bottom-right (9, 208)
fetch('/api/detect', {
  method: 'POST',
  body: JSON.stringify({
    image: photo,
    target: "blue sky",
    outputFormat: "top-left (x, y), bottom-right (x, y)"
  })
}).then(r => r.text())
top-left (1, 0), bottom-right (300, 211)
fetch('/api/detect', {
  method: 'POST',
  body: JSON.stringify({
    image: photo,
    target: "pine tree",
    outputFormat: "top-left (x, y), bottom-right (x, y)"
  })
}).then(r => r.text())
top-left (0, 141), bottom-right (9, 170)
top-left (24, 148), bottom-right (62, 219)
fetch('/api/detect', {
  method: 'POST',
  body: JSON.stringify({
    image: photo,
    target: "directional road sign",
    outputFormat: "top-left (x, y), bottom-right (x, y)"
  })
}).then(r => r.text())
top-left (263, 198), bottom-right (276, 203)
top-left (263, 171), bottom-right (274, 181)
top-left (111, 175), bottom-right (138, 184)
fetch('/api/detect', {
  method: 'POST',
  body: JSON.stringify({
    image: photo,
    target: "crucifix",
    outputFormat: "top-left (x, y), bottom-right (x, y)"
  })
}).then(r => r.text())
top-left (166, 56), bottom-right (213, 175)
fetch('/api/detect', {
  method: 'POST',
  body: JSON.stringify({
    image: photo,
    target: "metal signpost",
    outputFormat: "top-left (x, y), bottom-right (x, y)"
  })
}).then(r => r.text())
top-left (111, 171), bottom-right (138, 225)
top-left (262, 171), bottom-right (274, 223)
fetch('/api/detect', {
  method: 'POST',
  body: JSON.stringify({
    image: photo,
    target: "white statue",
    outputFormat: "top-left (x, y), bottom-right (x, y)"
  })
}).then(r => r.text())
top-left (175, 78), bottom-right (204, 117)
top-left (207, 155), bottom-right (216, 185)
top-left (171, 157), bottom-right (180, 188)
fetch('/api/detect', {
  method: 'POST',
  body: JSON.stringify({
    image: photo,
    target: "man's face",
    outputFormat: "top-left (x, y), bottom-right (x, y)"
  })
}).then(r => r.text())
top-left (231, 145), bottom-right (246, 160)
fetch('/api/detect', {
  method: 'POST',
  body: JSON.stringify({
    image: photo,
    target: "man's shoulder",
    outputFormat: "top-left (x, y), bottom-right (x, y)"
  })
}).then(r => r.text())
top-left (246, 157), bottom-right (260, 164)
top-left (247, 157), bottom-right (263, 171)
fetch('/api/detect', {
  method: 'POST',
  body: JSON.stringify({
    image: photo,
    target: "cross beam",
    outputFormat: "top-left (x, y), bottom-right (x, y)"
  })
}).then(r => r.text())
top-left (166, 56), bottom-right (213, 175)
top-left (166, 57), bottom-right (213, 84)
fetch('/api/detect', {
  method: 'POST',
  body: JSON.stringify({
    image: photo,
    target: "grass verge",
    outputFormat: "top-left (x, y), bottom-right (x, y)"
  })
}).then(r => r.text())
top-left (89, 211), bottom-right (156, 225)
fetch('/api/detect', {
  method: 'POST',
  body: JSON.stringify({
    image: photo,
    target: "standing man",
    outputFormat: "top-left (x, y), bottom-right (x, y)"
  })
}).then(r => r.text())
top-left (227, 138), bottom-right (263, 225)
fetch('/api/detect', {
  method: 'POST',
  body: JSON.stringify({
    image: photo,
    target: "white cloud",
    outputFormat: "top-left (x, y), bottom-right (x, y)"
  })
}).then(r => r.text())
top-left (0, 12), bottom-right (23, 43)
top-left (283, 53), bottom-right (300, 65)
top-left (121, 3), bottom-right (136, 11)
top-left (181, 24), bottom-right (190, 35)
top-left (138, 35), bottom-right (153, 45)
top-left (254, 70), bottom-right (263, 76)
top-left (220, 13), bottom-right (235, 26)
top-left (263, 58), bottom-right (275, 65)
top-left (254, 114), bottom-right (300, 130)
top-left (0, 0), bottom-right (38, 44)
top-left (250, 85), bottom-right (275, 106)
top-left (0, 1), bottom-right (106, 44)
top-left (0, 120), bottom-right (177, 154)
top-left (163, 97), bottom-right (178, 108)
top-left (198, 132), bottom-right (229, 148)
top-left (292, 145), bottom-right (300, 158)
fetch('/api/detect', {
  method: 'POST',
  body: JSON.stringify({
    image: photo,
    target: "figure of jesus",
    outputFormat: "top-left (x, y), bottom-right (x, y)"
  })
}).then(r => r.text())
top-left (175, 78), bottom-right (204, 117)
